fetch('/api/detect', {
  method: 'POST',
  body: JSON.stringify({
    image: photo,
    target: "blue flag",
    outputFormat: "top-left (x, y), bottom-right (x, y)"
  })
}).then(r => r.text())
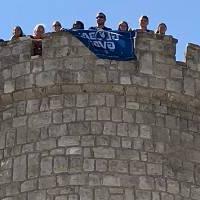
top-left (68, 29), bottom-right (136, 61)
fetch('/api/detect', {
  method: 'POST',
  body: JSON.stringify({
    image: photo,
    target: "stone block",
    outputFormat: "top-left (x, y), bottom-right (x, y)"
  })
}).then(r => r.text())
top-left (147, 163), bottom-right (162, 175)
top-left (13, 155), bottom-right (27, 181)
top-left (140, 124), bottom-right (152, 139)
top-left (69, 174), bottom-right (88, 185)
top-left (36, 138), bottom-right (56, 151)
top-left (12, 62), bottom-right (30, 78)
top-left (139, 52), bottom-right (153, 75)
top-left (77, 71), bottom-right (93, 83)
top-left (49, 124), bottom-right (67, 137)
top-left (58, 136), bottom-right (80, 147)
top-left (28, 153), bottom-right (39, 178)
top-left (28, 190), bottom-right (46, 200)
top-left (80, 187), bottom-right (93, 200)
top-left (28, 111), bottom-right (52, 128)
top-left (95, 159), bottom-right (107, 172)
top-left (167, 179), bottom-right (179, 194)
top-left (76, 94), bottom-right (88, 107)
top-left (40, 156), bottom-right (53, 176)
top-left (93, 147), bottom-right (115, 158)
top-left (81, 135), bottom-right (95, 146)
top-left (184, 76), bottom-right (195, 96)
top-left (109, 160), bottom-right (128, 173)
top-left (21, 179), bottom-right (37, 192)
top-left (66, 147), bottom-right (82, 155)
top-left (39, 176), bottom-right (56, 189)
top-left (103, 122), bottom-right (117, 135)
top-left (4, 80), bottom-right (15, 93)
top-left (117, 149), bottom-right (139, 160)
top-left (112, 108), bottom-right (122, 122)
top-left (130, 161), bottom-right (146, 175)
top-left (103, 175), bottom-right (120, 186)
top-left (166, 79), bottom-right (182, 92)
top-left (0, 170), bottom-right (11, 185)
top-left (139, 176), bottom-right (154, 190)
top-left (26, 99), bottom-right (40, 114)
top-left (63, 108), bottom-right (76, 122)
top-left (68, 122), bottom-right (90, 135)
top-left (85, 107), bottom-right (97, 120)
top-left (95, 188), bottom-right (109, 200)
top-left (54, 156), bottom-right (68, 173)
top-left (36, 71), bottom-right (56, 87)
top-left (83, 159), bottom-right (95, 171)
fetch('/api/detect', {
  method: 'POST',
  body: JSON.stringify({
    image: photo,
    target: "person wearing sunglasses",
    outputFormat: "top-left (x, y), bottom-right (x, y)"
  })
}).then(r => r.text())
top-left (89, 12), bottom-right (112, 31)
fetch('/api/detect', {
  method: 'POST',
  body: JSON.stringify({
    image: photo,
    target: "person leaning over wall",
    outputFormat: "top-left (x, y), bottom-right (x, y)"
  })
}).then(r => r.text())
top-left (30, 24), bottom-right (45, 56)
top-left (52, 21), bottom-right (63, 32)
top-left (11, 26), bottom-right (26, 40)
top-left (135, 15), bottom-right (153, 33)
top-left (71, 20), bottom-right (84, 30)
top-left (155, 23), bottom-right (167, 35)
top-left (89, 12), bottom-right (112, 31)
top-left (118, 21), bottom-right (129, 32)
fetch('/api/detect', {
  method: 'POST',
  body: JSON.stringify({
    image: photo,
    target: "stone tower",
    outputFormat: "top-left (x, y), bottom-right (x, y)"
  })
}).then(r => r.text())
top-left (0, 31), bottom-right (200, 200)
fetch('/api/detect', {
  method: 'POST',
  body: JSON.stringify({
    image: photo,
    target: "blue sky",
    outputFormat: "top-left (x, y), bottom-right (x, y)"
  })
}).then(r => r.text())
top-left (0, 1), bottom-right (199, 61)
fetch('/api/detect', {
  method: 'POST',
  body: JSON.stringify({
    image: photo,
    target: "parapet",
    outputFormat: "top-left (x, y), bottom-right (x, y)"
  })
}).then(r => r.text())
top-left (0, 32), bottom-right (200, 111)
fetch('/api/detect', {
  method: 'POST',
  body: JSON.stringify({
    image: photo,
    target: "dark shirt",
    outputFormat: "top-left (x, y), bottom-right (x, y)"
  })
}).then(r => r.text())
top-left (135, 29), bottom-right (153, 33)
top-left (11, 35), bottom-right (26, 40)
top-left (89, 26), bottom-right (112, 31)
top-left (30, 36), bottom-right (43, 56)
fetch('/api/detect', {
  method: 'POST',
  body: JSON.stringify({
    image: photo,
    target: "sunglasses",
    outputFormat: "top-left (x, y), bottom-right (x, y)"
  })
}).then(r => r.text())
top-left (96, 16), bottom-right (105, 19)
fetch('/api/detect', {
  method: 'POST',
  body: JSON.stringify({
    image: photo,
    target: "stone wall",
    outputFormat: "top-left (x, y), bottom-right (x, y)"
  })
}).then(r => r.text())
top-left (0, 31), bottom-right (200, 200)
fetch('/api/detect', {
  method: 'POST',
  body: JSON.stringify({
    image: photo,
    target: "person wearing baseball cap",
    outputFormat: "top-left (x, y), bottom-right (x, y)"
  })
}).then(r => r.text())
top-left (89, 12), bottom-right (112, 31)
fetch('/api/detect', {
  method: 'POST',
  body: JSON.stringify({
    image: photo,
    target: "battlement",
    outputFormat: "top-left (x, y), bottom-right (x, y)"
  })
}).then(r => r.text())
top-left (1, 32), bottom-right (200, 200)
top-left (0, 32), bottom-right (200, 111)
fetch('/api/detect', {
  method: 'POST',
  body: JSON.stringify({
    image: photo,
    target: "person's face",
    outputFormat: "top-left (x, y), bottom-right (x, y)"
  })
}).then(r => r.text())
top-left (14, 27), bottom-right (22, 37)
top-left (53, 23), bottom-right (61, 32)
top-left (119, 22), bottom-right (128, 31)
top-left (96, 15), bottom-right (106, 26)
top-left (139, 17), bottom-right (149, 29)
top-left (36, 26), bottom-right (45, 38)
top-left (73, 23), bottom-right (82, 29)
top-left (158, 24), bottom-right (167, 35)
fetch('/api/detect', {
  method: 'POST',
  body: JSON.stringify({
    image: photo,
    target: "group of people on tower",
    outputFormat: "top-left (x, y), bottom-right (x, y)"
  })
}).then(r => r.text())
top-left (0, 12), bottom-right (167, 42)
top-left (0, 12), bottom-right (167, 56)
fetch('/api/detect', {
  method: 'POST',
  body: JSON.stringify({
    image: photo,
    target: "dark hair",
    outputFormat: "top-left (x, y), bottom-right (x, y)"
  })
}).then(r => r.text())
top-left (52, 21), bottom-right (62, 27)
top-left (140, 15), bottom-right (149, 21)
top-left (118, 21), bottom-right (129, 31)
top-left (96, 12), bottom-right (106, 20)
top-left (13, 26), bottom-right (24, 37)
top-left (155, 23), bottom-right (167, 34)
top-left (72, 21), bottom-right (84, 29)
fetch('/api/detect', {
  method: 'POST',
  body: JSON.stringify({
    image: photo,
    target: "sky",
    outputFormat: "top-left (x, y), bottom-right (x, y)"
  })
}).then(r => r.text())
top-left (0, 1), bottom-right (199, 61)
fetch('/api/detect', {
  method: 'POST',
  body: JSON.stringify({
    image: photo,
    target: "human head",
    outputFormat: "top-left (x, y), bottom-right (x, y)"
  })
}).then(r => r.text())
top-left (139, 15), bottom-right (149, 31)
top-left (52, 21), bottom-right (62, 32)
top-left (72, 21), bottom-right (84, 29)
top-left (33, 24), bottom-right (45, 39)
top-left (118, 21), bottom-right (129, 31)
top-left (12, 26), bottom-right (24, 38)
top-left (96, 12), bottom-right (106, 27)
top-left (156, 23), bottom-right (167, 35)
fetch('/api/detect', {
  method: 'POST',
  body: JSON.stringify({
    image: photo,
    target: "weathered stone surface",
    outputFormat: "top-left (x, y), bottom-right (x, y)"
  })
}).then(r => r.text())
top-left (1, 31), bottom-right (200, 200)
top-left (13, 155), bottom-right (26, 181)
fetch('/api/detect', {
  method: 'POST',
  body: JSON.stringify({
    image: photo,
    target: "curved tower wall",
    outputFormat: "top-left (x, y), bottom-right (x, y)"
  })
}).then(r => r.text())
top-left (0, 32), bottom-right (200, 200)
